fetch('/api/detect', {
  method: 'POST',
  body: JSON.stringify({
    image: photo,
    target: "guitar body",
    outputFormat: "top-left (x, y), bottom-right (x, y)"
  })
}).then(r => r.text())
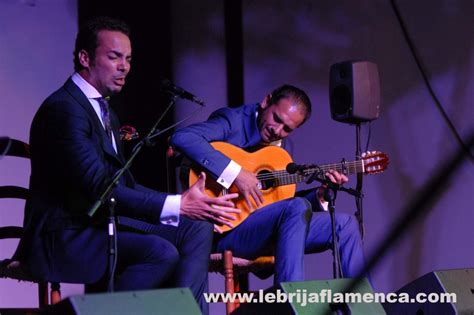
top-left (189, 142), bottom-right (296, 232)
top-left (188, 141), bottom-right (389, 233)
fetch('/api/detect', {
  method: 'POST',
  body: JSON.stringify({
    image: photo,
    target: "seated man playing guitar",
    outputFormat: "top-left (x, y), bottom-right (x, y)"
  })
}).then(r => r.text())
top-left (170, 84), bottom-right (368, 283)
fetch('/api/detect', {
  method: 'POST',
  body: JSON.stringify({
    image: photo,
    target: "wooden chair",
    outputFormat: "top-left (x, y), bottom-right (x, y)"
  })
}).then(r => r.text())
top-left (0, 137), bottom-right (61, 311)
top-left (166, 143), bottom-right (276, 314)
top-left (100, 131), bottom-right (273, 313)
top-left (209, 251), bottom-right (275, 314)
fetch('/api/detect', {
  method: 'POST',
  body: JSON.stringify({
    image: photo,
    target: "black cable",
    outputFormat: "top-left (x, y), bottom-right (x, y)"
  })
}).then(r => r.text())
top-left (333, 131), bottom-right (474, 313)
top-left (132, 107), bottom-right (202, 154)
top-left (390, 0), bottom-right (473, 161)
top-left (365, 122), bottom-right (372, 153)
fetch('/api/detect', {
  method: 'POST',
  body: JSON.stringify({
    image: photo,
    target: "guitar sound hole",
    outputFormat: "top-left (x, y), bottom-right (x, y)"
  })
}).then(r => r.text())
top-left (258, 170), bottom-right (275, 190)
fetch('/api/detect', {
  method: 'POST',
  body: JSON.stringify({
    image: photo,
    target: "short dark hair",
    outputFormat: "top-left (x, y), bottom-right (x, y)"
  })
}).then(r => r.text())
top-left (268, 84), bottom-right (312, 122)
top-left (73, 16), bottom-right (131, 72)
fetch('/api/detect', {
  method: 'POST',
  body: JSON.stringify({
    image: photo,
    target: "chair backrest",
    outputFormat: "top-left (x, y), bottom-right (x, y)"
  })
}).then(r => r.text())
top-left (0, 137), bottom-right (30, 158)
top-left (0, 137), bottom-right (63, 309)
top-left (0, 137), bottom-right (30, 242)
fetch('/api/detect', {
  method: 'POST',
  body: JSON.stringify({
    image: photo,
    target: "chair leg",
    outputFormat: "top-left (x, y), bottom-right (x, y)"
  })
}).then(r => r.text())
top-left (224, 250), bottom-right (236, 315)
top-left (50, 282), bottom-right (61, 304)
top-left (38, 282), bottom-right (49, 308)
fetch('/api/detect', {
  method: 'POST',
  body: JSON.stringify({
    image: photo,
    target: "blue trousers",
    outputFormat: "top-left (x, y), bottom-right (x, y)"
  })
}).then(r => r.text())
top-left (140, 217), bottom-right (214, 314)
top-left (93, 217), bottom-right (213, 315)
top-left (215, 197), bottom-right (312, 283)
top-left (305, 211), bottom-right (367, 278)
top-left (214, 198), bottom-right (366, 283)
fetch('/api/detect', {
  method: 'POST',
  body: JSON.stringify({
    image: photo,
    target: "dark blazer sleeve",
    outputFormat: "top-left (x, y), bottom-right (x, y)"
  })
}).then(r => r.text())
top-left (170, 108), bottom-right (236, 179)
top-left (40, 99), bottom-right (167, 223)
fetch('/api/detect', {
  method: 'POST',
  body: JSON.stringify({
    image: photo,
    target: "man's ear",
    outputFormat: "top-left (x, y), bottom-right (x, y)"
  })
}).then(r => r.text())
top-left (261, 94), bottom-right (272, 109)
top-left (78, 49), bottom-right (90, 68)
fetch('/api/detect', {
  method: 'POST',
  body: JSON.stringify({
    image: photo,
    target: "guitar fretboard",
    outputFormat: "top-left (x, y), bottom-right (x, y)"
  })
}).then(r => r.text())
top-left (256, 160), bottom-right (365, 187)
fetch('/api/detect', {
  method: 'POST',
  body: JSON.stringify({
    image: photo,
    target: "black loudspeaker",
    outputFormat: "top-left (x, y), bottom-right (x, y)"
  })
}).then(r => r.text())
top-left (42, 288), bottom-right (201, 315)
top-left (384, 268), bottom-right (474, 315)
top-left (233, 278), bottom-right (386, 315)
top-left (329, 60), bottom-right (380, 124)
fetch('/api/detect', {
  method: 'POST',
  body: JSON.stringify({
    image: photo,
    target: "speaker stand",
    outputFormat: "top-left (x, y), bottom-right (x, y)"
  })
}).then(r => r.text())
top-left (354, 123), bottom-right (365, 239)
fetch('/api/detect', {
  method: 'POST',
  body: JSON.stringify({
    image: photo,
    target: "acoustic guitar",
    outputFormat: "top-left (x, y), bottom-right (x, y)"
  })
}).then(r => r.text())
top-left (189, 142), bottom-right (389, 232)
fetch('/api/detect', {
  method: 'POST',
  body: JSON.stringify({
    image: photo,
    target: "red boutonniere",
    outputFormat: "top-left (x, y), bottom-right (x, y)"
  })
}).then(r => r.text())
top-left (119, 125), bottom-right (139, 141)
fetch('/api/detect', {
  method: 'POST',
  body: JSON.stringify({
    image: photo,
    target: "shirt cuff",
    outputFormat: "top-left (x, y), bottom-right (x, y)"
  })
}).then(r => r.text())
top-left (320, 199), bottom-right (329, 211)
top-left (160, 195), bottom-right (181, 226)
top-left (216, 160), bottom-right (241, 189)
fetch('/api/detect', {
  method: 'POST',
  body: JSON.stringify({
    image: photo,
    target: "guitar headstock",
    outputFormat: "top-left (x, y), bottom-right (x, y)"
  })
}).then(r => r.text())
top-left (362, 151), bottom-right (389, 174)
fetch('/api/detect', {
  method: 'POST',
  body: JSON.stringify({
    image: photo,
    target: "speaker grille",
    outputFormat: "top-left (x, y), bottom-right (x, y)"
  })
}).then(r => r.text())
top-left (330, 60), bottom-right (380, 124)
top-left (331, 84), bottom-right (352, 117)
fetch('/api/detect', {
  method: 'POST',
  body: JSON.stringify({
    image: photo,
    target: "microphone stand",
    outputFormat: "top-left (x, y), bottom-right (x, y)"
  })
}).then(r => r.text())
top-left (324, 180), bottom-right (343, 279)
top-left (86, 94), bottom-right (179, 292)
top-left (307, 171), bottom-right (343, 279)
top-left (305, 170), bottom-right (352, 315)
top-left (305, 169), bottom-right (363, 280)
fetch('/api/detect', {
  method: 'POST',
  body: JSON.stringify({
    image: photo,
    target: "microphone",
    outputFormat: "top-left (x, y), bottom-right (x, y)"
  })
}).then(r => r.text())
top-left (286, 162), bottom-right (311, 174)
top-left (161, 79), bottom-right (205, 106)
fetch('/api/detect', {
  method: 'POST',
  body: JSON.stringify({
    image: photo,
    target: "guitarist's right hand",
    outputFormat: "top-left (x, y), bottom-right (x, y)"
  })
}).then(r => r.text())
top-left (234, 169), bottom-right (264, 209)
top-left (181, 172), bottom-right (241, 228)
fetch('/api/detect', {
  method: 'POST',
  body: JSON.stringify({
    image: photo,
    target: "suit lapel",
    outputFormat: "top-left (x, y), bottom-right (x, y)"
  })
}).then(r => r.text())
top-left (63, 78), bottom-right (122, 164)
top-left (109, 106), bottom-right (136, 186)
top-left (109, 109), bottom-right (126, 163)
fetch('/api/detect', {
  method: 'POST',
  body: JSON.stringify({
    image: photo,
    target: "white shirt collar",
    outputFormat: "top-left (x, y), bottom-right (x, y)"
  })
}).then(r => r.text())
top-left (71, 72), bottom-right (102, 99)
top-left (70, 72), bottom-right (118, 153)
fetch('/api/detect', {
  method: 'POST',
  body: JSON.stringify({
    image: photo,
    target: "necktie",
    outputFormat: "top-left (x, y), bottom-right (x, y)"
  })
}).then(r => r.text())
top-left (97, 97), bottom-right (113, 141)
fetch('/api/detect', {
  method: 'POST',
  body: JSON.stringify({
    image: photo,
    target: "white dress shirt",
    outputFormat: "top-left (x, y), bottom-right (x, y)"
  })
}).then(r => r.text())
top-left (71, 73), bottom-right (181, 225)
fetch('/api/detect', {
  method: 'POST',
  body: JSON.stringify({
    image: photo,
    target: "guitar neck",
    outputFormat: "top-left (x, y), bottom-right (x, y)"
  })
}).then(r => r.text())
top-left (257, 160), bottom-right (364, 187)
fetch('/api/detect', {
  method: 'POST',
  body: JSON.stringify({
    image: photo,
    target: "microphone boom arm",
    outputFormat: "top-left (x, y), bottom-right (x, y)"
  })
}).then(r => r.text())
top-left (288, 162), bottom-right (364, 198)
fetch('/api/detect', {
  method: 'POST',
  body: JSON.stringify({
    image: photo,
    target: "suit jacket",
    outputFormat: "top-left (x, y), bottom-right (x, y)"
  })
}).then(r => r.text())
top-left (170, 103), bottom-right (323, 211)
top-left (15, 78), bottom-right (169, 283)
top-left (171, 103), bottom-right (262, 180)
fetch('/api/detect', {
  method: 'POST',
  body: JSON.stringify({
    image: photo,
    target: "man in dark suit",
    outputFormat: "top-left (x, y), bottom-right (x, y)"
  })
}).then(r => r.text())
top-left (170, 85), bottom-right (367, 283)
top-left (14, 16), bottom-right (238, 314)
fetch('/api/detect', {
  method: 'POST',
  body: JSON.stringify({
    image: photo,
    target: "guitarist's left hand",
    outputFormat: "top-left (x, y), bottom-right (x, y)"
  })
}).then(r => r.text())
top-left (325, 169), bottom-right (348, 185)
top-left (317, 169), bottom-right (349, 202)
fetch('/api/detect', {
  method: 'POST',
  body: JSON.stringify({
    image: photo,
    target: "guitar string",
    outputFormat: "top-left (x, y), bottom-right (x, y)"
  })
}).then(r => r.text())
top-left (255, 155), bottom-right (387, 180)
top-left (221, 161), bottom-right (363, 193)
top-left (256, 165), bottom-right (363, 180)
top-left (255, 161), bottom-right (365, 181)
top-left (217, 157), bottom-right (385, 192)
top-left (256, 160), bottom-right (388, 184)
